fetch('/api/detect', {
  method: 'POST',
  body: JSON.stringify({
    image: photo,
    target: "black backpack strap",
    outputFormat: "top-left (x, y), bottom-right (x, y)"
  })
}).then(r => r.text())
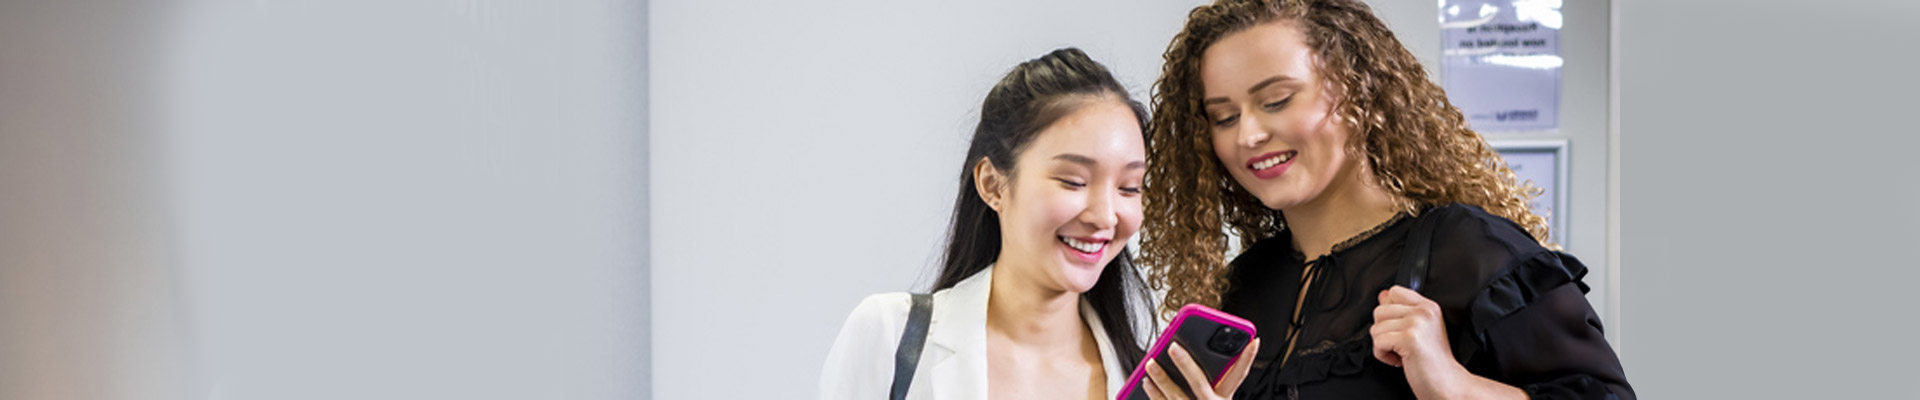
top-left (1396, 208), bottom-right (1443, 293)
top-left (890, 293), bottom-right (934, 400)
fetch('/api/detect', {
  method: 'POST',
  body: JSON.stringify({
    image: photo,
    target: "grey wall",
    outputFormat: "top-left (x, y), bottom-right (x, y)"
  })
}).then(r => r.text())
top-left (1618, 0), bottom-right (1920, 397)
top-left (0, 2), bottom-right (192, 399)
top-left (164, 2), bottom-right (652, 398)
top-left (3, 1), bottom-right (653, 399)
top-left (635, 0), bottom-right (653, 396)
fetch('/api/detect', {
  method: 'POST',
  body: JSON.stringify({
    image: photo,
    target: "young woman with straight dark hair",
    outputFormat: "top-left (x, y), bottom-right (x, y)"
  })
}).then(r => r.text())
top-left (821, 47), bottom-right (1192, 400)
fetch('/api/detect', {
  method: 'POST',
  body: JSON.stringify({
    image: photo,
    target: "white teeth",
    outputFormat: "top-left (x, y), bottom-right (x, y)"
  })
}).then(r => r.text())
top-left (1252, 152), bottom-right (1294, 171)
top-left (1059, 236), bottom-right (1104, 253)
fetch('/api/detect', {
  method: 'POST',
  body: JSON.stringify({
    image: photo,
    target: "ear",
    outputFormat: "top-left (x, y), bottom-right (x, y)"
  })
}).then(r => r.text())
top-left (972, 157), bottom-right (1006, 213)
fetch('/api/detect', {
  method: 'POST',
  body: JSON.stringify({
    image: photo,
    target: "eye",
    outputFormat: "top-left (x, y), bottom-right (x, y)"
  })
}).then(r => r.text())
top-left (1262, 97), bottom-right (1292, 111)
top-left (1055, 178), bottom-right (1086, 189)
top-left (1211, 114), bottom-right (1239, 128)
top-left (1119, 186), bottom-right (1143, 195)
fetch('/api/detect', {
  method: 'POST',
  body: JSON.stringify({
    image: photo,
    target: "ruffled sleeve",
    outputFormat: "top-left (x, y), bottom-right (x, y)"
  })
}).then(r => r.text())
top-left (1465, 251), bottom-right (1635, 400)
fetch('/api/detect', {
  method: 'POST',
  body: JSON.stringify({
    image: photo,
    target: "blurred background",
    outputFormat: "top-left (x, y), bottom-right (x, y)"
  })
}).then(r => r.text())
top-left (1, 0), bottom-right (1915, 399)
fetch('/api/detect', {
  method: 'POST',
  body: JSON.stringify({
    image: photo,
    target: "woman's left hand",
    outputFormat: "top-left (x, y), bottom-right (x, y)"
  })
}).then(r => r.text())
top-left (1371, 286), bottom-right (1465, 399)
top-left (1371, 286), bottom-right (1535, 400)
top-left (1142, 339), bottom-right (1260, 400)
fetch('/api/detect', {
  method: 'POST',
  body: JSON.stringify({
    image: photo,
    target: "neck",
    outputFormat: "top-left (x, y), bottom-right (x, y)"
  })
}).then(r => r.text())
top-left (1282, 168), bottom-right (1402, 260)
top-left (984, 258), bottom-right (1090, 348)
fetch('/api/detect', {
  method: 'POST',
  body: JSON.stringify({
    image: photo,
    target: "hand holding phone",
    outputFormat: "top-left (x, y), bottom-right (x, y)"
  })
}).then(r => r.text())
top-left (1118, 304), bottom-right (1261, 400)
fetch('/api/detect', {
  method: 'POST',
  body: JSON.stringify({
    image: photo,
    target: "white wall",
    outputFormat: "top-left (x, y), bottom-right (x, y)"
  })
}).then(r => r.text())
top-left (1617, 0), bottom-right (1920, 397)
top-left (648, 1), bottom-right (1205, 398)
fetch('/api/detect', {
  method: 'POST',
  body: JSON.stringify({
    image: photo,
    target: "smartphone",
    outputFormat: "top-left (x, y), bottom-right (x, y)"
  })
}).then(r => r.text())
top-left (1117, 304), bottom-right (1256, 400)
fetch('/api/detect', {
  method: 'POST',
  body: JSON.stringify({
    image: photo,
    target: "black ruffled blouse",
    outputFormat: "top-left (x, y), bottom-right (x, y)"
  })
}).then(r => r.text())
top-left (1222, 204), bottom-right (1632, 399)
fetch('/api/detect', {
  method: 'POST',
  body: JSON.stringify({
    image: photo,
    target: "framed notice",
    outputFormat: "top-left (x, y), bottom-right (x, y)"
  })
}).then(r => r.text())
top-left (1442, 0), bottom-right (1562, 132)
top-left (1491, 140), bottom-right (1569, 245)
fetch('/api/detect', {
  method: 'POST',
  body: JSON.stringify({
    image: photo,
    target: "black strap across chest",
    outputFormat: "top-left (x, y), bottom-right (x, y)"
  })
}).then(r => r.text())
top-left (889, 293), bottom-right (933, 400)
top-left (1396, 209), bottom-right (1443, 292)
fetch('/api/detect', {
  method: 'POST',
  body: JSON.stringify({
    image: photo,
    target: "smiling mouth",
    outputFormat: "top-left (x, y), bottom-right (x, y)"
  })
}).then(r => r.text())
top-left (1250, 151), bottom-right (1296, 171)
top-left (1058, 236), bottom-right (1107, 254)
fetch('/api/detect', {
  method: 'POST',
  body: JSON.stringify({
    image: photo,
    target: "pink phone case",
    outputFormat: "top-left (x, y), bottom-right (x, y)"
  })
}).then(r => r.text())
top-left (1116, 304), bottom-right (1257, 400)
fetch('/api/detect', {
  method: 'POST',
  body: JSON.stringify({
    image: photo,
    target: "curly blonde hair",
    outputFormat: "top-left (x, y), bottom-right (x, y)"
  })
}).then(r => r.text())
top-left (1138, 0), bottom-right (1552, 317)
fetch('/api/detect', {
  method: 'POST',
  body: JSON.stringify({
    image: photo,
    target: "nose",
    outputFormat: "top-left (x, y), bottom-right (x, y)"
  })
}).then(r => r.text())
top-left (1078, 189), bottom-right (1118, 231)
top-left (1236, 116), bottom-right (1269, 149)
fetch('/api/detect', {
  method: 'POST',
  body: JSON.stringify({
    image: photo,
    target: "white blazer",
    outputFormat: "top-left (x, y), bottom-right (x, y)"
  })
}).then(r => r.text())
top-left (818, 265), bottom-right (1131, 399)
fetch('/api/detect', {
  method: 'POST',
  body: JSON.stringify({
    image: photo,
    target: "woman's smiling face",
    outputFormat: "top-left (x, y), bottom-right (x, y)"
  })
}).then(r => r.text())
top-left (986, 98), bottom-right (1146, 293)
top-left (1200, 21), bottom-right (1363, 212)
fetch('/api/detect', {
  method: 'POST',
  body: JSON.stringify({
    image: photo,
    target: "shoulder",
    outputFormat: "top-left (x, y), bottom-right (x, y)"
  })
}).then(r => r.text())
top-left (1418, 204), bottom-right (1562, 306)
top-left (1236, 232), bottom-right (1293, 262)
top-left (836, 292), bottom-right (916, 339)
top-left (824, 292), bottom-right (919, 361)
top-left (819, 292), bottom-right (916, 398)
top-left (1418, 203), bottom-right (1594, 316)
top-left (1424, 203), bottom-right (1545, 256)
top-left (1228, 230), bottom-right (1297, 275)
top-left (1222, 232), bottom-right (1298, 301)
top-left (1410, 205), bottom-right (1600, 361)
top-left (1425, 203), bottom-right (1550, 270)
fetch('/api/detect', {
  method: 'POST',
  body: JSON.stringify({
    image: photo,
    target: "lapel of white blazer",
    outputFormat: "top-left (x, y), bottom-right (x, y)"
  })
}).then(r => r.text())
top-left (1080, 299), bottom-right (1130, 398)
top-left (920, 265), bottom-right (992, 400)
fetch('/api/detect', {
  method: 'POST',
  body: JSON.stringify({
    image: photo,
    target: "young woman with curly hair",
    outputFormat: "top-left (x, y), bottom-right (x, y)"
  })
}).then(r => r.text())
top-left (1132, 1), bottom-right (1632, 399)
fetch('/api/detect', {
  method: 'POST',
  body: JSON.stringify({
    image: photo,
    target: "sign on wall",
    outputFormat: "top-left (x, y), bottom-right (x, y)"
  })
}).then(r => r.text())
top-left (1491, 140), bottom-right (1570, 246)
top-left (1442, 0), bottom-right (1563, 132)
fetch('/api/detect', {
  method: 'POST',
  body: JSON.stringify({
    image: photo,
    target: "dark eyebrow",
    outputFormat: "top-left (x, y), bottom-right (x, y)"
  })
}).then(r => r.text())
top-left (1201, 75), bottom-right (1297, 105)
top-left (1053, 153), bottom-right (1097, 166)
top-left (1054, 154), bottom-right (1147, 170)
top-left (1247, 75), bottom-right (1295, 94)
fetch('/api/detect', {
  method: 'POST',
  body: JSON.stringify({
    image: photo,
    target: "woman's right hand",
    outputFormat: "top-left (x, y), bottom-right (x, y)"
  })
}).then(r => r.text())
top-left (1142, 338), bottom-right (1260, 400)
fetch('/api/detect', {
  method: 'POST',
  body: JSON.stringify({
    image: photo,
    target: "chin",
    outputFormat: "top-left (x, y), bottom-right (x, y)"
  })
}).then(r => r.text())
top-left (1249, 184), bottom-right (1312, 211)
top-left (1253, 192), bottom-right (1300, 211)
top-left (1059, 268), bottom-right (1104, 294)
